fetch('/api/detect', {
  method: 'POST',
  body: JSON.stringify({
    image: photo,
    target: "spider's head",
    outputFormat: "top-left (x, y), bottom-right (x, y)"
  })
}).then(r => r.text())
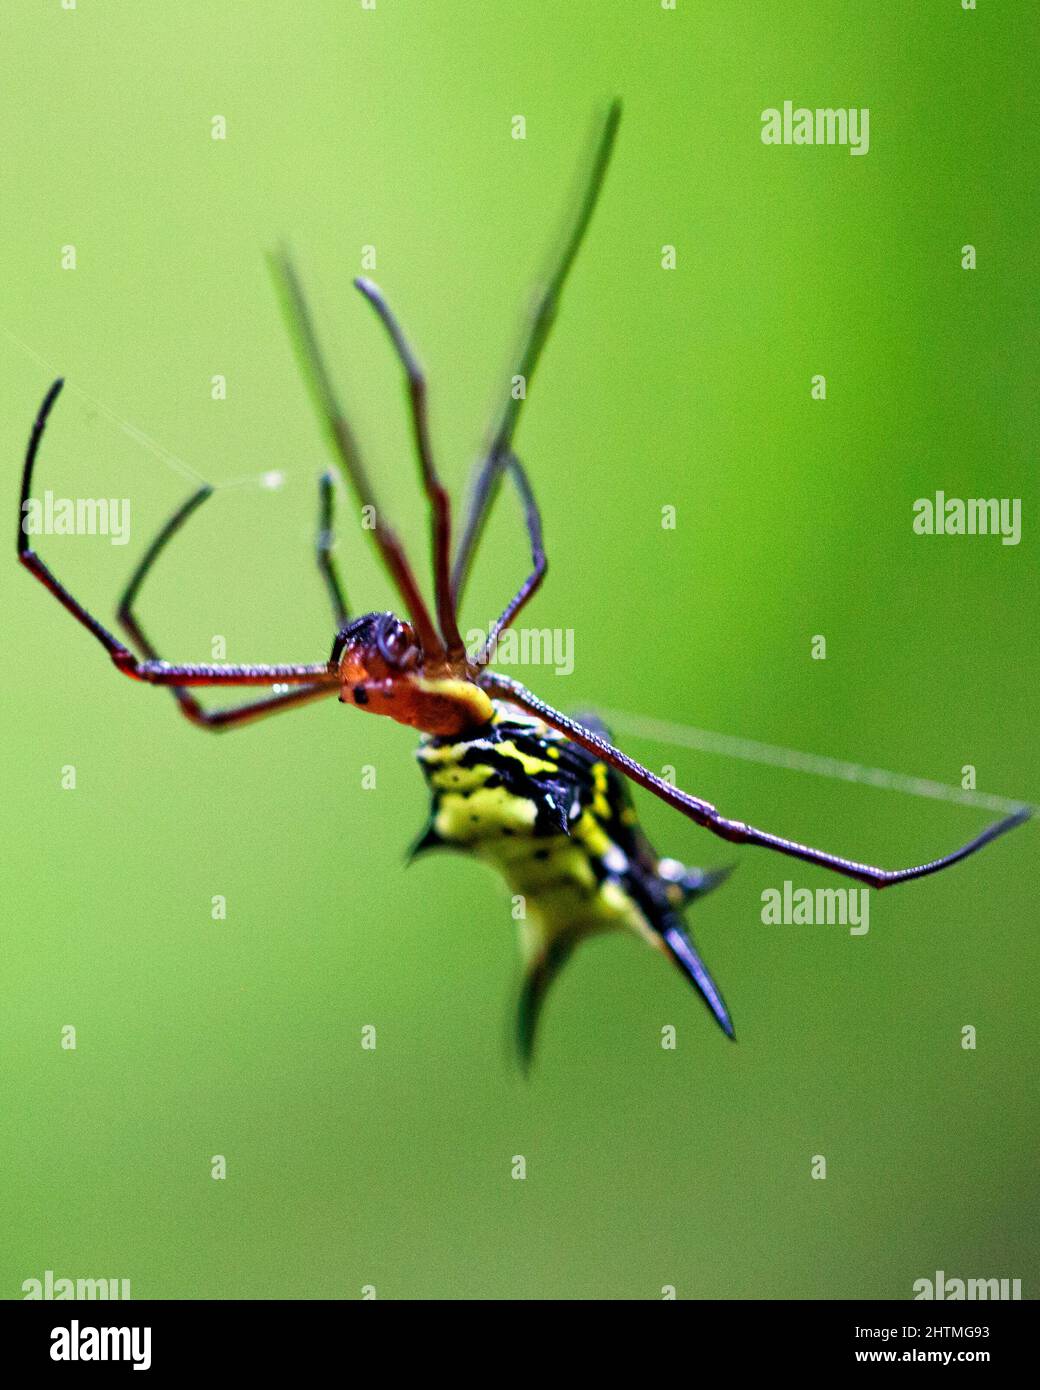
top-left (332, 611), bottom-right (493, 736)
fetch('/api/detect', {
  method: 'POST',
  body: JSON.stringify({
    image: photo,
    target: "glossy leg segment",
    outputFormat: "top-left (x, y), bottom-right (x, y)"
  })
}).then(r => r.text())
top-left (480, 673), bottom-right (1031, 889)
top-left (18, 380), bottom-right (338, 707)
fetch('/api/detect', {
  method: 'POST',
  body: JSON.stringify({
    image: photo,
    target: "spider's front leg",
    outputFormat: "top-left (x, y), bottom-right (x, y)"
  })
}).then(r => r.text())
top-left (114, 470), bottom-right (349, 730)
top-left (18, 379), bottom-right (340, 730)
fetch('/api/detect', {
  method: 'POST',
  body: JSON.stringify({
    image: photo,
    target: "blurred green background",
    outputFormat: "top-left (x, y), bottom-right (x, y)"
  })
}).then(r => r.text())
top-left (1, 2), bottom-right (1036, 1300)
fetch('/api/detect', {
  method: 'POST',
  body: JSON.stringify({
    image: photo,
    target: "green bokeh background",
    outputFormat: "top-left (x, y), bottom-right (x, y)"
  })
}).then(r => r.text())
top-left (1, 2), bottom-right (1036, 1300)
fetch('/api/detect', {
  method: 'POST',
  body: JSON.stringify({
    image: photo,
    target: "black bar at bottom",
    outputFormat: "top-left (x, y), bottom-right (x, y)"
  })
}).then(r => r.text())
top-left (2, 1297), bottom-right (1031, 1375)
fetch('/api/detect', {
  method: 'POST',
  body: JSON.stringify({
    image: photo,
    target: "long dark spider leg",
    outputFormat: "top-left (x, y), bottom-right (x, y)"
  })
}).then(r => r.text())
top-left (116, 484), bottom-right (338, 731)
top-left (353, 277), bottom-right (465, 662)
top-left (269, 247), bottom-right (444, 659)
top-left (452, 98), bottom-right (621, 608)
top-left (474, 453), bottom-right (546, 666)
top-left (479, 673), bottom-right (1031, 889)
top-left (317, 469), bottom-right (349, 624)
top-left (18, 379), bottom-right (338, 692)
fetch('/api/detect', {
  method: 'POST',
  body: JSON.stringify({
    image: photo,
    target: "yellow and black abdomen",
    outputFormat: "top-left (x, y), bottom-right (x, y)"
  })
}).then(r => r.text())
top-left (414, 702), bottom-right (734, 1064)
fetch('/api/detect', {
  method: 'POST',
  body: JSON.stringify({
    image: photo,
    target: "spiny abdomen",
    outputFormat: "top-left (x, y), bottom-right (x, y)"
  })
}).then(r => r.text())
top-left (413, 701), bottom-right (734, 1063)
top-left (415, 706), bottom-right (640, 932)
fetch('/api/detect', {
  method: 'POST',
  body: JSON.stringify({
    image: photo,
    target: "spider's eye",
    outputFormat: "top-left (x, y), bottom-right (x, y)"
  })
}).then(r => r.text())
top-left (376, 613), bottom-right (418, 669)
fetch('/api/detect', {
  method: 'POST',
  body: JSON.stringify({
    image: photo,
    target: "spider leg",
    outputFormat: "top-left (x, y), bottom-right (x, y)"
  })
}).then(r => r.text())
top-left (473, 452), bottom-right (546, 666)
top-left (18, 379), bottom-right (338, 695)
top-left (115, 484), bottom-right (338, 731)
top-left (353, 277), bottom-right (464, 662)
top-left (317, 469), bottom-right (349, 624)
top-left (130, 678), bottom-right (335, 730)
top-left (269, 247), bottom-right (444, 659)
top-left (479, 674), bottom-right (1031, 889)
top-left (452, 99), bottom-right (621, 607)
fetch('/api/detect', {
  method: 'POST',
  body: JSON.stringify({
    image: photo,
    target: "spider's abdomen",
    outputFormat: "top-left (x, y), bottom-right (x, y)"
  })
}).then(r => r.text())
top-left (413, 702), bottom-right (734, 1063)
top-left (416, 708), bottom-right (624, 918)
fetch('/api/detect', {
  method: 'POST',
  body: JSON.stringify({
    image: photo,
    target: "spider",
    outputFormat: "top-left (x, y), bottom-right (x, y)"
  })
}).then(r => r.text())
top-left (17, 100), bottom-right (1028, 1064)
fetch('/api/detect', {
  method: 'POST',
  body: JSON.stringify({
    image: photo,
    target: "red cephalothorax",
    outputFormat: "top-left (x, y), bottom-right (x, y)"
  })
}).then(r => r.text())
top-left (332, 611), bottom-right (493, 736)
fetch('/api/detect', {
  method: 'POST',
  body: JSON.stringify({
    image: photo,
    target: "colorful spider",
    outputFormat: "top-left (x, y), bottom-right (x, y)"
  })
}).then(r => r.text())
top-left (17, 101), bottom-right (1028, 1064)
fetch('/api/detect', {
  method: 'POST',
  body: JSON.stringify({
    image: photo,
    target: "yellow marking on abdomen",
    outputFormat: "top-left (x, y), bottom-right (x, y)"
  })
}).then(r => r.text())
top-left (418, 702), bottom-right (652, 942)
top-left (434, 784), bottom-right (537, 843)
top-left (491, 737), bottom-right (560, 777)
top-left (428, 762), bottom-right (494, 793)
